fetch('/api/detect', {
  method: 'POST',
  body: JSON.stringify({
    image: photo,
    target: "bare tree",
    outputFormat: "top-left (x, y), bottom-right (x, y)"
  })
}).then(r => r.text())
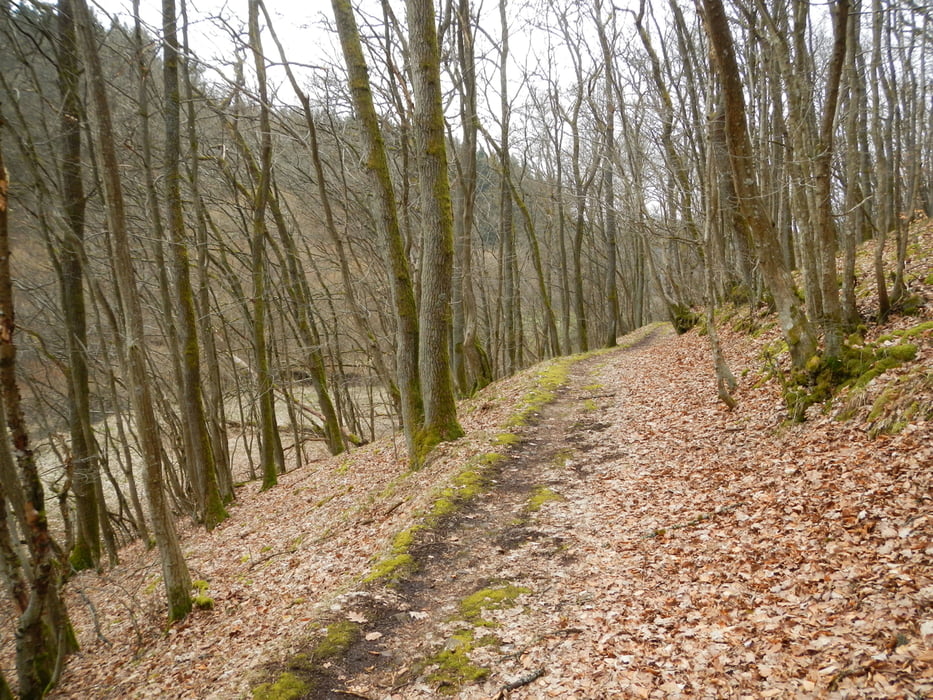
top-left (698, 0), bottom-right (818, 369)
top-left (56, 0), bottom-right (103, 571)
top-left (73, 0), bottom-right (192, 620)
top-left (1, 110), bottom-right (78, 700)
top-left (330, 0), bottom-right (424, 463)
top-left (406, 0), bottom-right (464, 457)
top-left (162, 0), bottom-right (228, 525)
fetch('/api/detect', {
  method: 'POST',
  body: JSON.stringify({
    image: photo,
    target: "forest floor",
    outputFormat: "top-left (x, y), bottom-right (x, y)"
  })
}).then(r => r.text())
top-left (2, 227), bottom-right (931, 699)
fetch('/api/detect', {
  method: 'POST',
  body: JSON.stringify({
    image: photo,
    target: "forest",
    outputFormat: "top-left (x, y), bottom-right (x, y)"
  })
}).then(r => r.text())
top-left (0, 0), bottom-right (930, 696)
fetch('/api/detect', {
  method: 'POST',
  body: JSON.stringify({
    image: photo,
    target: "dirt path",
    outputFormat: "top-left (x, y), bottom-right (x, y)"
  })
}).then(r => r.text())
top-left (307, 324), bottom-right (931, 699)
top-left (309, 327), bottom-right (678, 697)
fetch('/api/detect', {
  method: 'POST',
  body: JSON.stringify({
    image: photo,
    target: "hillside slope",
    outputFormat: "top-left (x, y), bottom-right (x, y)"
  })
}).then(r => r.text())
top-left (1, 227), bottom-right (930, 699)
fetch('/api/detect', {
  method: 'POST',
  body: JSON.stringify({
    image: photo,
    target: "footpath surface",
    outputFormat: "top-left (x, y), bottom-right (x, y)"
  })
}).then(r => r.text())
top-left (321, 327), bottom-right (932, 699)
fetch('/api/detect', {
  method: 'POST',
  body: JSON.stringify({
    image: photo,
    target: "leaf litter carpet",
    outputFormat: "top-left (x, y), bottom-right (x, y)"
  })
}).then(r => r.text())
top-left (6, 323), bottom-right (929, 698)
top-left (330, 326), bottom-right (931, 699)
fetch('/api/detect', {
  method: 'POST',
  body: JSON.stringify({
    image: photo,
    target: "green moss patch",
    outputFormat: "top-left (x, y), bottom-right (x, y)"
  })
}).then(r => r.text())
top-left (250, 619), bottom-right (362, 699)
top-left (417, 583), bottom-right (531, 694)
top-left (251, 672), bottom-right (309, 700)
top-left (363, 453), bottom-right (504, 587)
top-left (506, 357), bottom-right (574, 428)
top-left (192, 579), bottom-right (214, 610)
top-left (363, 553), bottom-right (415, 584)
top-left (422, 629), bottom-right (493, 694)
top-left (312, 620), bottom-right (360, 660)
top-left (491, 431), bottom-right (520, 447)
top-left (779, 340), bottom-right (921, 421)
top-left (526, 486), bottom-right (562, 512)
top-left (459, 583), bottom-right (531, 625)
top-left (552, 448), bottom-right (574, 468)
top-left (670, 303), bottom-right (701, 334)
top-left (878, 321), bottom-right (933, 343)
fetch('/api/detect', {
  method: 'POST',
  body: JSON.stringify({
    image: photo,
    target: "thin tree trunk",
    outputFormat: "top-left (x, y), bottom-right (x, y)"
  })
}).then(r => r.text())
top-left (56, 0), bottom-right (101, 571)
top-left (597, 2), bottom-right (619, 346)
top-left (699, 0), bottom-right (818, 369)
top-left (1, 115), bottom-right (78, 700)
top-left (841, 0), bottom-right (864, 325)
top-left (812, 0), bottom-right (850, 356)
top-left (180, 0), bottom-right (233, 502)
top-left (870, 0), bottom-right (891, 317)
top-left (494, 0), bottom-right (519, 373)
top-left (453, 0), bottom-right (490, 394)
top-left (163, 0), bottom-right (227, 526)
top-left (247, 0), bottom-right (286, 490)
top-left (330, 0), bottom-right (424, 462)
top-left (74, 0), bottom-right (192, 621)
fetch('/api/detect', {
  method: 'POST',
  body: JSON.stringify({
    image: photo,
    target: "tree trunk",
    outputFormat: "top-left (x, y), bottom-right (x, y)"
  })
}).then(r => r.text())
top-left (453, 0), bottom-right (491, 394)
top-left (699, 0), bottom-right (818, 369)
top-left (0, 666), bottom-right (12, 700)
top-left (812, 0), bottom-right (850, 356)
top-left (330, 0), bottom-right (424, 462)
top-left (247, 0), bottom-right (286, 490)
top-left (56, 0), bottom-right (101, 571)
top-left (74, 0), bottom-right (192, 621)
top-left (497, 0), bottom-right (518, 373)
top-left (406, 0), bottom-right (464, 461)
top-left (180, 0), bottom-right (233, 502)
top-left (597, 2), bottom-right (620, 346)
top-left (840, 0), bottom-right (864, 325)
top-left (1, 113), bottom-right (78, 700)
top-left (869, 0), bottom-right (891, 317)
top-left (163, 0), bottom-right (228, 527)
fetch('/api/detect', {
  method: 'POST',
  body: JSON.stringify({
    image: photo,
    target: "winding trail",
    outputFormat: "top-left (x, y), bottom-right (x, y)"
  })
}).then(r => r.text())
top-left (311, 326), bottom-right (673, 696)
top-left (311, 323), bottom-right (931, 699)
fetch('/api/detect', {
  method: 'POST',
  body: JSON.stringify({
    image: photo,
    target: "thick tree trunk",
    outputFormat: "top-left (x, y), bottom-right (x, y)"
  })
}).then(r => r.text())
top-left (0, 665), bottom-right (12, 700)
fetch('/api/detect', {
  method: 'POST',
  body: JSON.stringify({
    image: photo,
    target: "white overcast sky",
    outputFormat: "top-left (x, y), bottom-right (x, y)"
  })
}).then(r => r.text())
top-left (93, 0), bottom-right (343, 102)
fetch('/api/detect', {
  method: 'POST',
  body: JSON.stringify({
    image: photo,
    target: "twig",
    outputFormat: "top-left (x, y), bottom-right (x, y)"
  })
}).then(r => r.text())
top-left (76, 586), bottom-right (111, 646)
top-left (329, 690), bottom-right (372, 699)
top-left (642, 502), bottom-right (748, 538)
top-left (494, 667), bottom-right (546, 698)
top-left (383, 500), bottom-right (405, 517)
top-left (827, 665), bottom-right (866, 692)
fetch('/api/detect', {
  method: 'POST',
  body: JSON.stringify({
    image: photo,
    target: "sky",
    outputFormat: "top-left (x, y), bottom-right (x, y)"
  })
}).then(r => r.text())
top-left (94, 0), bottom-right (341, 102)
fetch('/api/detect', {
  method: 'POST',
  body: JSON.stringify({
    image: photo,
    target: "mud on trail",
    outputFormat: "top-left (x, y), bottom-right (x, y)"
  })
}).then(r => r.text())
top-left (299, 327), bottom-right (675, 699)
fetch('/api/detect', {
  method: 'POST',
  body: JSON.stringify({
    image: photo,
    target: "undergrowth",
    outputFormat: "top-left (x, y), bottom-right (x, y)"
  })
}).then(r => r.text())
top-left (764, 333), bottom-right (921, 422)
